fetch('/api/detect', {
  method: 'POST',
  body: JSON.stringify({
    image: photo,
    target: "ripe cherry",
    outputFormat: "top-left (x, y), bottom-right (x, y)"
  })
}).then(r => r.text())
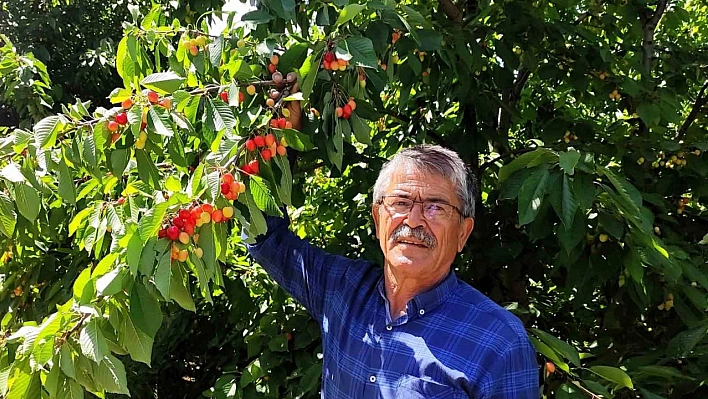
top-left (220, 91), bottom-right (228, 102)
top-left (167, 226), bottom-right (180, 241)
top-left (245, 139), bottom-right (257, 152)
top-left (116, 112), bottom-right (128, 125)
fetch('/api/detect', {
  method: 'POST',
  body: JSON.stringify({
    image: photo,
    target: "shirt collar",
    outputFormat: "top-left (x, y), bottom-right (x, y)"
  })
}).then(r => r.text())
top-left (377, 270), bottom-right (459, 318)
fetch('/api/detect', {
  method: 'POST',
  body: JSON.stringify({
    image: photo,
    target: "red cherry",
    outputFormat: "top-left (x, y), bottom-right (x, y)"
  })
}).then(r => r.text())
top-left (158, 229), bottom-right (167, 239)
top-left (238, 92), bottom-right (245, 103)
top-left (242, 163), bottom-right (253, 175)
top-left (277, 118), bottom-right (286, 129)
top-left (248, 159), bottom-right (260, 175)
top-left (342, 104), bottom-right (352, 119)
top-left (261, 149), bottom-right (272, 162)
top-left (254, 135), bottom-right (265, 147)
top-left (116, 112), bottom-right (128, 125)
top-left (184, 224), bottom-right (195, 236)
top-left (269, 119), bottom-right (279, 128)
top-left (265, 134), bottom-right (276, 147)
top-left (268, 63), bottom-right (277, 74)
top-left (324, 52), bottom-right (334, 63)
top-left (116, 197), bottom-right (126, 205)
top-left (220, 91), bottom-right (228, 102)
top-left (167, 226), bottom-right (180, 241)
top-left (221, 182), bottom-right (231, 195)
top-left (245, 139), bottom-right (257, 152)
top-left (179, 209), bottom-right (191, 220)
top-left (173, 217), bottom-right (185, 228)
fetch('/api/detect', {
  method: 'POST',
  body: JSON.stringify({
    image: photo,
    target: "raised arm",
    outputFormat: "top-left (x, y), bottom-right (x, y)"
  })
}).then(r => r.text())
top-left (246, 212), bottom-right (355, 323)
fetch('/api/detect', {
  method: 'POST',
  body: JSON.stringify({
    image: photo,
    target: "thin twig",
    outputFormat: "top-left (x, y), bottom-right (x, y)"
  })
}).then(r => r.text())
top-left (676, 80), bottom-right (708, 140)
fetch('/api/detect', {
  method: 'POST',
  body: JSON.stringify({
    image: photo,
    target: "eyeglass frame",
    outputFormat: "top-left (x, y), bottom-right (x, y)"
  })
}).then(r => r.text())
top-left (376, 195), bottom-right (466, 221)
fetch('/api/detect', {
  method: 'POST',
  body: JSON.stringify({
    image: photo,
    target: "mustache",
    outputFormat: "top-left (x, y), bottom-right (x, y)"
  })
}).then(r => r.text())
top-left (390, 224), bottom-right (437, 249)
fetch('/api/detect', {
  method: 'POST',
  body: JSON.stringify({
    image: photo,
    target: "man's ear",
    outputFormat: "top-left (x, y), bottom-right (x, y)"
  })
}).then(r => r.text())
top-left (457, 217), bottom-right (475, 252)
top-left (372, 204), bottom-right (380, 239)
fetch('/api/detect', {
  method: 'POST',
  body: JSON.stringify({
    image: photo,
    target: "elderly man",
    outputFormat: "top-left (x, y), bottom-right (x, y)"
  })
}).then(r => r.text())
top-left (247, 145), bottom-right (539, 398)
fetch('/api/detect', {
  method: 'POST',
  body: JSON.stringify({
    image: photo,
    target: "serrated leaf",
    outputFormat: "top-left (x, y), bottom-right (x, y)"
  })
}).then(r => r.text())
top-left (206, 98), bottom-right (236, 131)
top-left (589, 366), bottom-right (633, 389)
top-left (94, 354), bottom-right (130, 395)
top-left (559, 150), bottom-right (581, 176)
top-left (120, 314), bottom-right (153, 366)
top-left (129, 283), bottom-right (162, 338)
top-left (349, 113), bottom-right (372, 144)
top-left (138, 202), bottom-right (169, 243)
top-left (169, 263), bottom-right (195, 312)
top-left (0, 192), bottom-right (17, 237)
top-left (153, 251), bottom-right (171, 300)
top-left (336, 3), bottom-right (366, 26)
top-left (14, 183), bottom-right (41, 223)
top-left (342, 36), bottom-right (378, 69)
top-left (249, 176), bottom-right (282, 216)
top-left (80, 319), bottom-right (108, 363)
top-left (530, 328), bottom-right (581, 367)
top-left (281, 128), bottom-right (314, 151)
top-left (0, 163), bottom-right (25, 182)
top-left (33, 115), bottom-right (66, 149)
top-left (141, 72), bottom-right (185, 94)
top-left (274, 156), bottom-right (292, 206)
top-left (96, 268), bottom-right (124, 296)
top-left (148, 106), bottom-right (175, 137)
top-left (499, 148), bottom-right (558, 182)
top-left (518, 166), bottom-right (549, 226)
top-left (57, 158), bottom-right (76, 204)
top-left (136, 149), bottom-right (162, 189)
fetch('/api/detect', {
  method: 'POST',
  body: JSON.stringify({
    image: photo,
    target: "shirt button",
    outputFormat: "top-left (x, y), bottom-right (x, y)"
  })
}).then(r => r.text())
top-left (369, 375), bottom-right (376, 383)
top-left (386, 325), bottom-right (392, 331)
top-left (419, 309), bottom-right (425, 315)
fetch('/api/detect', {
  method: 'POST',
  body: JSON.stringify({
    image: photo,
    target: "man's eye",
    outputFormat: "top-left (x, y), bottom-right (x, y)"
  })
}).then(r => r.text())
top-left (426, 203), bottom-right (446, 212)
top-left (393, 200), bottom-right (409, 207)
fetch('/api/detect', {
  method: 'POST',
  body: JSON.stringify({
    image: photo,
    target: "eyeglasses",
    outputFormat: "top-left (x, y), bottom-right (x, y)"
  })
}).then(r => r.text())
top-left (378, 195), bottom-right (463, 221)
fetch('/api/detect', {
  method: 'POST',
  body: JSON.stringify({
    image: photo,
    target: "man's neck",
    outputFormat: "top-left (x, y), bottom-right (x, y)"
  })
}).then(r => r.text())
top-left (383, 265), bottom-right (447, 320)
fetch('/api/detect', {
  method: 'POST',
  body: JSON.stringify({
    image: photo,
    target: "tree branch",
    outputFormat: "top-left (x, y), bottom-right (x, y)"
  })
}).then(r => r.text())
top-left (438, 0), bottom-right (463, 25)
top-left (677, 80), bottom-right (708, 140)
top-left (640, 0), bottom-right (668, 76)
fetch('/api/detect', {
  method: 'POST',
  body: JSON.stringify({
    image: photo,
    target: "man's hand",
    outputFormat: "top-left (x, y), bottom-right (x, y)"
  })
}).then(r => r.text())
top-left (285, 99), bottom-right (302, 131)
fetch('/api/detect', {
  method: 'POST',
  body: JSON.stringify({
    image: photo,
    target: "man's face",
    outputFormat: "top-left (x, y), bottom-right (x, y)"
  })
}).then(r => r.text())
top-left (372, 164), bottom-right (475, 282)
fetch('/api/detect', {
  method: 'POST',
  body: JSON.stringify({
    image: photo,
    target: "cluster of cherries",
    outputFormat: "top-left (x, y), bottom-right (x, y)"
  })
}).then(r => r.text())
top-left (335, 97), bottom-right (357, 120)
top-left (244, 132), bottom-right (287, 166)
top-left (322, 52), bottom-right (350, 71)
top-left (220, 90), bottom-right (245, 104)
top-left (159, 203), bottom-right (235, 261)
top-left (220, 172), bottom-right (246, 201)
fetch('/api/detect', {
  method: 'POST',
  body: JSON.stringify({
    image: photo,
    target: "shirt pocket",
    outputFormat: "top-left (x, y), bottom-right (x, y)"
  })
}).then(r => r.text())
top-left (395, 376), bottom-right (468, 399)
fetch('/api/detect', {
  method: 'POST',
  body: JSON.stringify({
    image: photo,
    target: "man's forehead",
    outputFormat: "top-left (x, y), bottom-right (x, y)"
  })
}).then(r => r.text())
top-left (386, 166), bottom-right (455, 195)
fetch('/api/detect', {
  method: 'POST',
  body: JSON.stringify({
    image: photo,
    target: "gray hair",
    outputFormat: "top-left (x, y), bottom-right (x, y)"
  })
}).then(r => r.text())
top-left (372, 144), bottom-right (477, 218)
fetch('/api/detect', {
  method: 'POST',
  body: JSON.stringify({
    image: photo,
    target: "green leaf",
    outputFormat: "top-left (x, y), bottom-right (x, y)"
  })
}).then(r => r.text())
top-left (274, 155), bottom-right (292, 206)
top-left (499, 148), bottom-right (558, 182)
top-left (94, 354), bottom-right (130, 395)
top-left (529, 336), bottom-right (570, 373)
top-left (561, 174), bottom-right (578, 229)
top-left (0, 192), bottom-right (17, 237)
top-left (33, 115), bottom-right (66, 149)
top-left (80, 319), bottom-right (108, 363)
top-left (57, 157), bottom-right (76, 204)
top-left (130, 283), bottom-right (163, 338)
top-left (148, 106), bottom-right (175, 136)
top-left (637, 103), bottom-right (660, 126)
top-left (139, 202), bottom-right (169, 243)
top-left (170, 263), bottom-right (196, 312)
top-left (249, 175), bottom-right (282, 216)
top-left (349, 113), bottom-right (372, 145)
top-left (278, 42), bottom-right (308, 73)
top-left (0, 163), bottom-right (25, 182)
top-left (14, 183), bottom-right (41, 223)
top-left (141, 72), bottom-right (185, 94)
top-left (589, 365), bottom-right (633, 389)
top-left (335, 3), bottom-right (366, 26)
top-left (136, 149), bottom-right (162, 189)
top-left (153, 251), bottom-right (171, 300)
top-left (666, 323), bottom-right (708, 358)
top-left (559, 150), bottom-right (581, 175)
top-left (518, 166), bottom-right (549, 226)
top-left (120, 314), bottom-right (153, 366)
top-left (299, 44), bottom-right (324, 101)
top-left (530, 328), bottom-right (581, 367)
top-left (206, 97), bottom-right (236, 131)
top-left (241, 9), bottom-right (274, 23)
top-left (281, 128), bottom-right (314, 151)
top-left (342, 36), bottom-right (378, 69)
top-left (96, 268), bottom-right (124, 296)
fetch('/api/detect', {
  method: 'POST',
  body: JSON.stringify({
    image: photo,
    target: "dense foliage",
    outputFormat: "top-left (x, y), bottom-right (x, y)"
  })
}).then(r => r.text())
top-left (0, 0), bottom-right (707, 398)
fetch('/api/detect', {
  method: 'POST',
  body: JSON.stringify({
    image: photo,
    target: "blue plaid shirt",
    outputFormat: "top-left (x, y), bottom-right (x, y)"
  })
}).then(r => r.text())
top-left (247, 214), bottom-right (539, 398)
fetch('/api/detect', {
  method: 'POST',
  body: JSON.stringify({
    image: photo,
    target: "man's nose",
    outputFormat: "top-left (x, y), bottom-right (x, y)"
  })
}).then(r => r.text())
top-left (404, 202), bottom-right (425, 228)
